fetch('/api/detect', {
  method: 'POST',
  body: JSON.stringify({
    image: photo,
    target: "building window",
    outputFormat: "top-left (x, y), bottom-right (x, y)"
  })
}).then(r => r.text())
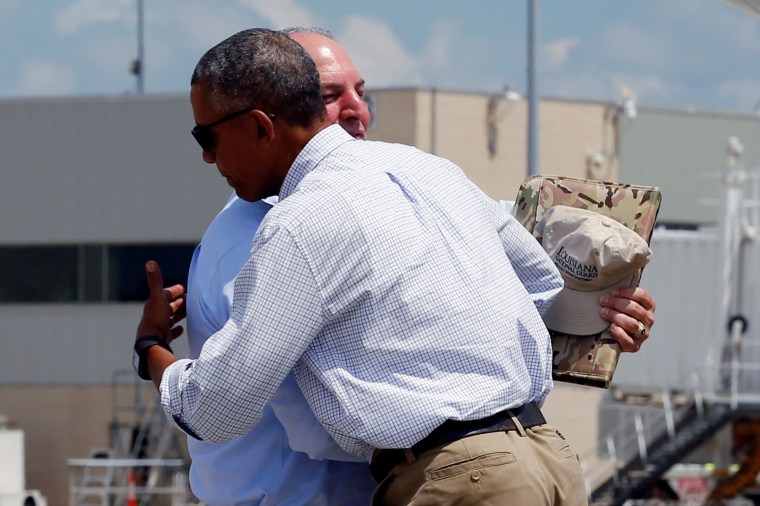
top-left (0, 246), bottom-right (78, 302)
top-left (108, 244), bottom-right (195, 302)
top-left (0, 243), bottom-right (196, 304)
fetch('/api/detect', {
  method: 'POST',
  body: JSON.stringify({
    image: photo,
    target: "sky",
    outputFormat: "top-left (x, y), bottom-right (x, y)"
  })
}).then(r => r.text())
top-left (0, 0), bottom-right (758, 114)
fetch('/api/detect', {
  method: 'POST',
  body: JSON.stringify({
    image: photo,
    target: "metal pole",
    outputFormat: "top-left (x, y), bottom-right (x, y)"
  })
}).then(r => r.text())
top-left (430, 88), bottom-right (437, 155)
top-left (136, 0), bottom-right (144, 94)
top-left (635, 414), bottom-right (648, 462)
top-left (527, 0), bottom-right (539, 176)
top-left (606, 436), bottom-right (620, 485)
top-left (692, 372), bottom-right (705, 418)
top-left (663, 389), bottom-right (675, 439)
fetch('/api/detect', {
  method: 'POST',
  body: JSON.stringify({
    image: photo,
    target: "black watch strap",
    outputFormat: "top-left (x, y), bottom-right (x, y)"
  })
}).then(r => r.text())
top-left (134, 336), bottom-right (173, 381)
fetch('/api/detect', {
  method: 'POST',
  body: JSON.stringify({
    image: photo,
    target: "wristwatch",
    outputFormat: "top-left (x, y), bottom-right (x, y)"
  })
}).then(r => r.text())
top-left (133, 336), bottom-right (173, 381)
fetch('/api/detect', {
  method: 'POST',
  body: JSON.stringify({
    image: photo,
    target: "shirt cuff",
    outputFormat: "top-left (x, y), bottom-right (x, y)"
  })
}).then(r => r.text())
top-left (159, 358), bottom-right (203, 440)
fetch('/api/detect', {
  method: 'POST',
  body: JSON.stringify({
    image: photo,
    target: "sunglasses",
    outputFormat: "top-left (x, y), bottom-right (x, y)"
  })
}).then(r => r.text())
top-left (191, 107), bottom-right (276, 152)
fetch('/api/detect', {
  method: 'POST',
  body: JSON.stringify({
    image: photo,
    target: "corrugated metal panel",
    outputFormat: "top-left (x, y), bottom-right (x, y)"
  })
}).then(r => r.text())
top-left (0, 95), bottom-right (231, 244)
top-left (612, 227), bottom-right (760, 389)
top-left (0, 304), bottom-right (188, 385)
top-left (619, 106), bottom-right (760, 226)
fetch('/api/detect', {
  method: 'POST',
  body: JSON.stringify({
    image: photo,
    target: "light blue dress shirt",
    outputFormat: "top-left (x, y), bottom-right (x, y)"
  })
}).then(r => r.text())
top-left (184, 193), bottom-right (374, 505)
top-left (164, 125), bottom-right (563, 461)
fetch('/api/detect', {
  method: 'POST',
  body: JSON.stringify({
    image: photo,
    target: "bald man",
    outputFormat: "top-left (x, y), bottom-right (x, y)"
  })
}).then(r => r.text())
top-left (286, 28), bottom-right (369, 141)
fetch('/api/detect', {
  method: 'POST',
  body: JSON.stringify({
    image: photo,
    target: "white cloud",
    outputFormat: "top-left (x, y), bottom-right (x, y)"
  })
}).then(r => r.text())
top-left (107, 0), bottom-right (329, 94)
top-left (169, 3), bottom-right (260, 53)
top-left (567, 1), bottom-right (759, 112)
top-left (540, 37), bottom-right (580, 71)
top-left (237, 0), bottom-right (318, 29)
top-left (339, 15), bottom-right (423, 88)
top-left (541, 71), bottom-right (611, 102)
top-left (596, 1), bottom-right (759, 79)
top-left (0, 0), bottom-right (20, 21)
top-left (155, 0), bottom-right (325, 66)
top-left (14, 60), bottom-right (75, 96)
top-left (54, 0), bottom-right (133, 36)
top-left (540, 68), bottom-right (676, 105)
top-left (609, 73), bottom-right (676, 102)
top-left (596, 22), bottom-right (675, 72)
top-left (420, 20), bottom-right (456, 70)
top-left (80, 36), bottom-right (134, 77)
top-left (716, 79), bottom-right (760, 111)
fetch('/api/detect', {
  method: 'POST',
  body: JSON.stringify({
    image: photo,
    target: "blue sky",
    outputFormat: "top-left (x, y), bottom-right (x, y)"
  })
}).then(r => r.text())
top-left (0, 0), bottom-right (758, 113)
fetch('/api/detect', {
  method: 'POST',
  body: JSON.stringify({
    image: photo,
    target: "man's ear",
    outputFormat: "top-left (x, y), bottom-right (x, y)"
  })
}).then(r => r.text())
top-left (250, 109), bottom-right (275, 143)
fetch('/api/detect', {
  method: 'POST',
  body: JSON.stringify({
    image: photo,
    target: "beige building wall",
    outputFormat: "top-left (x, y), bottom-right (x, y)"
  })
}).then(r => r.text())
top-left (369, 89), bottom-right (620, 201)
top-left (540, 100), bottom-right (619, 182)
top-left (0, 385), bottom-right (124, 506)
top-left (0, 385), bottom-right (162, 505)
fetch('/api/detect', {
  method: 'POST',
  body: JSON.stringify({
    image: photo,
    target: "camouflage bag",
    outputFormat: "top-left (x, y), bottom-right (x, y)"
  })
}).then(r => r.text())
top-left (513, 175), bottom-right (662, 388)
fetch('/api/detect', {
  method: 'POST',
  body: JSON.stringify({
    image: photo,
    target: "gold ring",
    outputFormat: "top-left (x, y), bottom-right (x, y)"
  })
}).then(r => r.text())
top-left (637, 321), bottom-right (646, 337)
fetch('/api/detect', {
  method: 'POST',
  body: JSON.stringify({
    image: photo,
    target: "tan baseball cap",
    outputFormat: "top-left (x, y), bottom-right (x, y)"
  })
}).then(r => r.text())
top-left (536, 206), bottom-right (652, 335)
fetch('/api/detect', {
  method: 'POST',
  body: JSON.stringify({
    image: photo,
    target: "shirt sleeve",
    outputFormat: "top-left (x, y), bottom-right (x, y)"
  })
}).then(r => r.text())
top-left (160, 226), bottom-right (326, 443)
top-left (487, 197), bottom-right (563, 315)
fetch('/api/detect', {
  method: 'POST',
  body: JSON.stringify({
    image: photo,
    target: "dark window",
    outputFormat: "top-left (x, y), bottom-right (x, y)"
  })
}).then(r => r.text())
top-left (83, 245), bottom-right (105, 302)
top-left (0, 243), bottom-right (196, 304)
top-left (0, 246), bottom-right (78, 302)
top-left (108, 244), bottom-right (195, 301)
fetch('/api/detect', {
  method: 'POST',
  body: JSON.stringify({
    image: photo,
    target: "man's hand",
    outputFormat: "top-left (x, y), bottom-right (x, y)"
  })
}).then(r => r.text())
top-left (600, 286), bottom-right (656, 352)
top-left (135, 261), bottom-right (185, 388)
top-left (136, 260), bottom-right (186, 343)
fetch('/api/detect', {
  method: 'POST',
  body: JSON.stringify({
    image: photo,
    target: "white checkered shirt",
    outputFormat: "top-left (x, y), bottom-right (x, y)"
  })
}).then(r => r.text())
top-left (161, 125), bottom-right (563, 460)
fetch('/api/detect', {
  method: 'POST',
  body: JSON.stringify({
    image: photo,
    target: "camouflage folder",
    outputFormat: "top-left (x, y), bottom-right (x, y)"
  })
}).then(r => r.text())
top-left (513, 175), bottom-right (661, 388)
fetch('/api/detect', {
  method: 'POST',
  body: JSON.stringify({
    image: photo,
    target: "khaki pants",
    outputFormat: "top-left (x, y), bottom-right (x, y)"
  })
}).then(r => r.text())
top-left (371, 424), bottom-right (587, 506)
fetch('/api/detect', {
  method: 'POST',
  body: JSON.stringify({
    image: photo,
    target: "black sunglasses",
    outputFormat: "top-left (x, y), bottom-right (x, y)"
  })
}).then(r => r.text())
top-left (191, 107), bottom-right (276, 152)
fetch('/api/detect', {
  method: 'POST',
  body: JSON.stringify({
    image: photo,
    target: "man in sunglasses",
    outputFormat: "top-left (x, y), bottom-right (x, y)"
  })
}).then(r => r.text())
top-left (137, 27), bottom-right (656, 506)
top-left (180, 28), bottom-right (374, 506)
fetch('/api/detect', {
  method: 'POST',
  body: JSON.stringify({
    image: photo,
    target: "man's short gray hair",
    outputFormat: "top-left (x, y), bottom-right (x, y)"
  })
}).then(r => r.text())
top-left (280, 26), bottom-right (336, 41)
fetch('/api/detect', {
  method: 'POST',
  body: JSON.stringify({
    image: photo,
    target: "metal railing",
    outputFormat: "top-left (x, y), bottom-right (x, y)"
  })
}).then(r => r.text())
top-left (67, 457), bottom-right (189, 506)
top-left (582, 336), bottom-right (760, 500)
top-left (68, 370), bottom-right (192, 506)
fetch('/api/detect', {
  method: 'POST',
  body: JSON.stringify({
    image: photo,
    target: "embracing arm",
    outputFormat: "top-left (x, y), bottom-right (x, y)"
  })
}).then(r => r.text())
top-left (488, 199), bottom-right (564, 313)
top-left (495, 199), bottom-right (656, 352)
top-left (135, 230), bottom-right (323, 443)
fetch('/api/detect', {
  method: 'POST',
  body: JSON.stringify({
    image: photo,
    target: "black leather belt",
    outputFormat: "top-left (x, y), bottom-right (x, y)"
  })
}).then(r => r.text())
top-left (370, 402), bottom-right (545, 483)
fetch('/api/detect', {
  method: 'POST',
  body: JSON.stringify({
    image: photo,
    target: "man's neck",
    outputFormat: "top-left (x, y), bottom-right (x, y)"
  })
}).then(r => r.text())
top-left (273, 118), bottom-right (332, 168)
